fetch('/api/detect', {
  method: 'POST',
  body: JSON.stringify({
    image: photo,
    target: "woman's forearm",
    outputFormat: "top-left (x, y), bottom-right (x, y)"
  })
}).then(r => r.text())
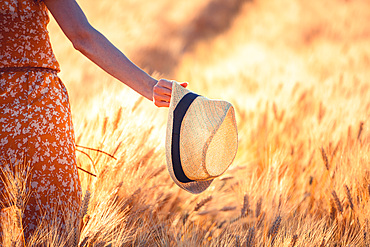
top-left (73, 26), bottom-right (157, 101)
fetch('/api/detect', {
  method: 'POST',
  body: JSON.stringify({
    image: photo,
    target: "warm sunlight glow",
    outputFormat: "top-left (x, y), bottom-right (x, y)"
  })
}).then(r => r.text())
top-left (2, 0), bottom-right (369, 245)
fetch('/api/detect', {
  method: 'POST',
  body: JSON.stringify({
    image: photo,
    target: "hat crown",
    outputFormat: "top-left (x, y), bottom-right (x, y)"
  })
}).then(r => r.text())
top-left (166, 81), bottom-right (238, 194)
top-left (180, 97), bottom-right (237, 180)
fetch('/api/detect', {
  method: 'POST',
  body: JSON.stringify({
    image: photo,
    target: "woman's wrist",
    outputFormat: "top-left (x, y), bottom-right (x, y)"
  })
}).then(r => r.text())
top-left (147, 76), bottom-right (158, 101)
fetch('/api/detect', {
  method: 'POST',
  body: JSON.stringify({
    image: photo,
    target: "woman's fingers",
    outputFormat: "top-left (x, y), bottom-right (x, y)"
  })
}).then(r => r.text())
top-left (153, 79), bottom-right (171, 107)
top-left (153, 79), bottom-right (189, 107)
top-left (153, 90), bottom-right (170, 105)
top-left (157, 78), bottom-right (172, 89)
top-left (153, 80), bottom-right (172, 96)
top-left (154, 100), bottom-right (170, 107)
top-left (153, 85), bottom-right (170, 107)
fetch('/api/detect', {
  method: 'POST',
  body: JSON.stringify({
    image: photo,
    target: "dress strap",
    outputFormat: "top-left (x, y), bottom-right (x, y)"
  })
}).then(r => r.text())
top-left (0, 67), bottom-right (58, 74)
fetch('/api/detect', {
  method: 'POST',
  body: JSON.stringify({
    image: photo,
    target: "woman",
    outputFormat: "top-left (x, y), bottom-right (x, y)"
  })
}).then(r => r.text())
top-left (0, 0), bottom-right (186, 241)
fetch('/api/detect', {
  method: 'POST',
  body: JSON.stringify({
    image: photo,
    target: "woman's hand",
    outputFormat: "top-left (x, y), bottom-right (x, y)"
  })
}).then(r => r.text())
top-left (153, 79), bottom-right (188, 107)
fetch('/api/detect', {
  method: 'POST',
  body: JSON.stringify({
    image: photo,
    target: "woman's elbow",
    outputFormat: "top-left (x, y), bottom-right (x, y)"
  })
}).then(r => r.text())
top-left (68, 27), bottom-right (94, 53)
top-left (71, 38), bottom-right (83, 52)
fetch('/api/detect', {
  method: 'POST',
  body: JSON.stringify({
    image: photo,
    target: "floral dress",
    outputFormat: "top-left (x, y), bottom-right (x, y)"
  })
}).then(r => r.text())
top-left (0, 0), bottom-right (82, 240)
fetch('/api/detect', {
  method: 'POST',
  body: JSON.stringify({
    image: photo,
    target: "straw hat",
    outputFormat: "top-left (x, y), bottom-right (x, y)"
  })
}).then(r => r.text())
top-left (166, 81), bottom-right (238, 194)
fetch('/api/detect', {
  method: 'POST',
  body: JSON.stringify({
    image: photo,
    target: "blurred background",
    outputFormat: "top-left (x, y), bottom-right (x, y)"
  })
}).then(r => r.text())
top-left (49, 0), bottom-right (370, 123)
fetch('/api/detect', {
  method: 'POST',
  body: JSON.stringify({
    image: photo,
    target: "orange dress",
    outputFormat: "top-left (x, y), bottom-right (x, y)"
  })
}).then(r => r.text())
top-left (0, 0), bottom-right (82, 240)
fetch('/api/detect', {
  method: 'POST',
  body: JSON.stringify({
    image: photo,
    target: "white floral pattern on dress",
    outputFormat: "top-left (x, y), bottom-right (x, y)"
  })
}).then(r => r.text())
top-left (0, 0), bottom-right (82, 240)
top-left (0, 0), bottom-right (59, 70)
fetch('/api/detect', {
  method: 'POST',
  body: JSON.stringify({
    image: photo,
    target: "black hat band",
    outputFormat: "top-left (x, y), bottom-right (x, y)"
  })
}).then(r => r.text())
top-left (172, 92), bottom-right (199, 183)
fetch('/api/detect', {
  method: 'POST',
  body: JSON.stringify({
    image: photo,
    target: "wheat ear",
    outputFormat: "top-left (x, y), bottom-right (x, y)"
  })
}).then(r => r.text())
top-left (344, 185), bottom-right (354, 210)
top-left (290, 234), bottom-right (298, 247)
top-left (321, 147), bottom-right (330, 170)
top-left (80, 190), bottom-right (91, 218)
top-left (331, 190), bottom-right (343, 214)
top-left (268, 216), bottom-right (282, 237)
top-left (255, 198), bottom-right (262, 218)
top-left (245, 226), bottom-right (255, 247)
top-left (194, 196), bottom-right (213, 211)
top-left (241, 194), bottom-right (249, 217)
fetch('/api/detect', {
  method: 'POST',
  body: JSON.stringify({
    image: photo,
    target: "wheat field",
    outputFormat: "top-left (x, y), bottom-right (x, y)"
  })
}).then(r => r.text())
top-left (1, 0), bottom-right (370, 246)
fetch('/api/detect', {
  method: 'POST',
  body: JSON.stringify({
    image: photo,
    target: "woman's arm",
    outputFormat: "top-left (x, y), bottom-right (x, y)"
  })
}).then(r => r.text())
top-left (44, 0), bottom-right (178, 107)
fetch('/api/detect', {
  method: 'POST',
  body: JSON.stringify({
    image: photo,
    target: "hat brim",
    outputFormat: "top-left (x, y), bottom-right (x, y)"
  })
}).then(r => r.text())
top-left (166, 82), bottom-right (213, 194)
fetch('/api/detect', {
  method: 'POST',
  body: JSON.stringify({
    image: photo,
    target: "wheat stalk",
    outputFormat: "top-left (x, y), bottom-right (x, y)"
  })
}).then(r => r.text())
top-left (256, 212), bottom-right (266, 229)
top-left (357, 121), bottom-right (364, 141)
top-left (194, 196), bottom-right (213, 211)
top-left (255, 198), bottom-right (262, 218)
top-left (79, 235), bottom-right (89, 247)
top-left (70, 227), bottom-right (80, 247)
top-left (14, 206), bottom-right (22, 232)
top-left (113, 107), bottom-right (123, 130)
top-left (80, 190), bottom-right (91, 219)
top-left (76, 145), bottom-right (117, 160)
top-left (331, 141), bottom-right (341, 158)
top-left (150, 166), bottom-right (165, 179)
top-left (230, 216), bottom-right (242, 224)
top-left (268, 216), bottom-right (282, 237)
top-left (182, 212), bottom-right (190, 226)
top-left (156, 193), bottom-right (172, 212)
top-left (111, 141), bottom-right (123, 157)
top-left (318, 101), bottom-right (325, 123)
top-left (347, 125), bottom-right (352, 142)
top-left (319, 237), bottom-right (326, 247)
top-left (329, 198), bottom-right (337, 221)
top-left (241, 193), bottom-right (249, 217)
top-left (290, 234), bottom-right (298, 247)
top-left (101, 116), bottom-right (108, 136)
top-left (344, 184), bottom-right (354, 210)
top-left (363, 228), bottom-right (367, 246)
top-left (131, 97), bottom-right (144, 113)
top-left (83, 214), bottom-right (91, 227)
top-left (220, 206), bottom-right (236, 212)
top-left (235, 235), bottom-right (240, 247)
top-left (245, 226), bottom-right (255, 247)
top-left (79, 190), bottom-right (91, 237)
top-left (331, 190), bottom-right (343, 214)
top-left (321, 147), bottom-right (330, 170)
top-left (217, 220), bottom-right (227, 229)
